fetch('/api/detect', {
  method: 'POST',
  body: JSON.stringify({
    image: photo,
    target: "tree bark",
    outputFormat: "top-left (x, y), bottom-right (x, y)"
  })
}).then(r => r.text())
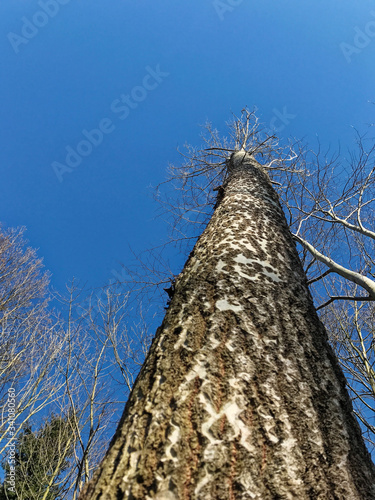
top-left (80, 151), bottom-right (375, 499)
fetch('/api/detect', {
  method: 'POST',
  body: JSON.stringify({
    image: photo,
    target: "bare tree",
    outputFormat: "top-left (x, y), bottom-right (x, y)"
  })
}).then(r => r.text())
top-left (0, 226), bottom-right (75, 499)
top-left (0, 228), bottom-right (152, 499)
top-left (52, 282), bottom-right (153, 499)
top-left (80, 111), bottom-right (375, 499)
top-left (278, 129), bottom-right (375, 450)
top-left (320, 298), bottom-right (375, 450)
top-left (0, 226), bottom-right (64, 449)
top-left (156, 111), bottom-right (375, 451)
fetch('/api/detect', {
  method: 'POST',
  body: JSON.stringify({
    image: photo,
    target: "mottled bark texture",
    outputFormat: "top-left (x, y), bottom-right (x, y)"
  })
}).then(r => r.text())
top-left (81, 152), bottom-right (375, 499)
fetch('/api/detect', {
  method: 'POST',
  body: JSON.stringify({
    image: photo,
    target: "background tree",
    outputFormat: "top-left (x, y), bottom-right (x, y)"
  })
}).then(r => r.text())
top-left (0, 228), bottom-right (152, 499)
top-left (54, 283), bottom-right (152, 499)
top-left (0, 225), bottom-right (63, 452)
top-left (279, 128), bottom-right (375, 451)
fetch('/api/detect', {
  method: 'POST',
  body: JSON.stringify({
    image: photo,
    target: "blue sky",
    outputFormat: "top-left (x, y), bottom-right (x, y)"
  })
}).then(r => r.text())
top-left (1, 0), bottom-right (375, 294)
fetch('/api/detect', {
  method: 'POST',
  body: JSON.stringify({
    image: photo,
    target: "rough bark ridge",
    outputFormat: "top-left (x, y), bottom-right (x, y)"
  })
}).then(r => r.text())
top-left (81, 151), bottom-right (375, 499)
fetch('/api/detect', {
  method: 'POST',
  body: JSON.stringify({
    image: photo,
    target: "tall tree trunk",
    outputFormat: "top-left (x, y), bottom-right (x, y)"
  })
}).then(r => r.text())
top-left (80, 151), bottom-right (375, 499)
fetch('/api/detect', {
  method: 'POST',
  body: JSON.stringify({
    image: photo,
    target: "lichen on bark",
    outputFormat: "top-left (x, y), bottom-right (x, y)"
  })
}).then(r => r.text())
top-left (80, 151), bottom-right (375, 499)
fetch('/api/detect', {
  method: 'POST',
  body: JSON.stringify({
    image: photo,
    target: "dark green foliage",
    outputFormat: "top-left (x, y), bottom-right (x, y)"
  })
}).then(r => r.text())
top-left (0, 414), bottom-right (74, 500)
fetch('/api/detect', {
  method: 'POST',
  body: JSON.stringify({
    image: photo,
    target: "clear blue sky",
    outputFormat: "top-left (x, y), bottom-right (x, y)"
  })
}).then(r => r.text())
top-left (1, 0), bottom-right (374, 293)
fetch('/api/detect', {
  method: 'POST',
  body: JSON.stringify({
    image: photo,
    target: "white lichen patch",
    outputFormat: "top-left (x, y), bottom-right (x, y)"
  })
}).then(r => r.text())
top-left (173, 294), bottom-right (197, 350)
top-left (262, 269), bottom-right (281, 282)
top-left (194, 467), bottom-right (212, 497)
top-left (193, 390), bottom-right (256, 498)
top-left (190, 259), bottom-right (200, 273)
top-left (233, 254), bottom-right (281, 282)
top-left (233, 254), bottom-right (254, 265)
top-left (184, 355), bottom-right (208, 384)
top-left (216, 259), bottom-right (227, 273)
top-left (162, 420), bottom-right (181, 463)
top-left (225, 338), bottom-right (235, 352)
top-left (173, 327), bottom-right (188, 350)
top-left (177, 330), bottom-right (223, 402)
top-left (148, 487), bottom-right (178, 500)
top-left (216, 298), bottom-right (242, 312)
top-left (199, 395), bottom-right (254, 452)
